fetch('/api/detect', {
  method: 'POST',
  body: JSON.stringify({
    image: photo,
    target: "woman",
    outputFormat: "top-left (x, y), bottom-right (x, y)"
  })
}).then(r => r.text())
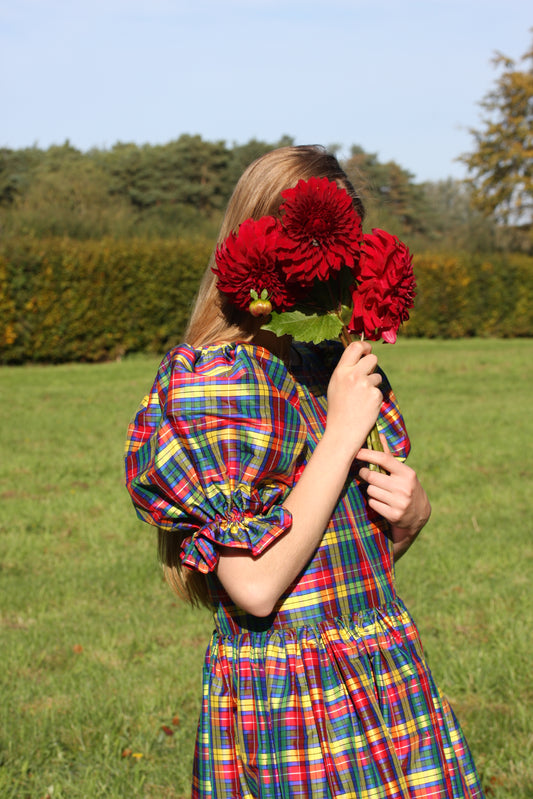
top-left (125, 145), bottom-right (485, 798)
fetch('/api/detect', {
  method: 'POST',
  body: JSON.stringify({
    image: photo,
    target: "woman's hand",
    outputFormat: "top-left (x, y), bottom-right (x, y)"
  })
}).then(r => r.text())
top-left (324, 341), bottom-right (384, 461)
top-left (357, 435), bottom-right (431, 560)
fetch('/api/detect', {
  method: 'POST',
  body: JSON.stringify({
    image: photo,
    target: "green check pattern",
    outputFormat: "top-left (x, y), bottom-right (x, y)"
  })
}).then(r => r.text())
top-left (125, 341), bottom-right (485, 799)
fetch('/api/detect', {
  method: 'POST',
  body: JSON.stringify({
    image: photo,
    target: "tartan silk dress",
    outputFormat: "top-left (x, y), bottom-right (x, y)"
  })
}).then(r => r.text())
top-left (125, 341), bottom-right (485, 799)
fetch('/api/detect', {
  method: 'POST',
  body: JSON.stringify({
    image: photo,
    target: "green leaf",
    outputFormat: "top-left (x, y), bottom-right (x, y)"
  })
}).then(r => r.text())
top-left (262, 310), bottom-right (344, 344)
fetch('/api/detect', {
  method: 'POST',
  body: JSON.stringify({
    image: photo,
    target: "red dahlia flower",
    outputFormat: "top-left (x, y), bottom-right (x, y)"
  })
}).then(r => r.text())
top-left (348, 229), bottom-right (416, 343)
top-left (279, 177), bottom-right (362, 285)
top-left (213, 216), bottom-right (300, 313)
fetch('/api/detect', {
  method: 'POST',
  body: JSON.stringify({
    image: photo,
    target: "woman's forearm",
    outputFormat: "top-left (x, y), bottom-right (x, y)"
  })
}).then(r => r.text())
top-left (216, 341), bottom-right (384, 617)
top-left (216, 432), bottom-right (354, 617)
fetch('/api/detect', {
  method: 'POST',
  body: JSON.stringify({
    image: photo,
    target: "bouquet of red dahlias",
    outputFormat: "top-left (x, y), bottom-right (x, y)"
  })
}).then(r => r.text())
top-left (213, 177), bottom-right (416, 467)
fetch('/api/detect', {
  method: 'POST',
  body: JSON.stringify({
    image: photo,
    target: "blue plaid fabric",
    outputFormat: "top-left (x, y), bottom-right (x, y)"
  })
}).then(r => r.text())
top-left (125, 341), bottom-right (485, 799)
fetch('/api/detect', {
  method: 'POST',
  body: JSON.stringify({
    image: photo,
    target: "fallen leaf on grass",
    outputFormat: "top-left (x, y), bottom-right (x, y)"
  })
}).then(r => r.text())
top-left (161, 725), bottom-right (174, 736)
top-left (122, 749), bottom-right (144, 760)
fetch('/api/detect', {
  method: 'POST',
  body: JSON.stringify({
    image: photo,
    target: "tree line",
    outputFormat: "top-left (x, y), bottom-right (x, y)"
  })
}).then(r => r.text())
top-left (0, 135), bottom-right (498, 253)
top-left (1, 37), bottom-right (532, 253)
top-left (2, 32), bottom-right (533, 364)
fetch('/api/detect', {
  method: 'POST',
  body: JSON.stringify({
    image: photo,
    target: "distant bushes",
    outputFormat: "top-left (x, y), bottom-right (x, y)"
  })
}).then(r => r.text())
top-left (0, 239), bottom-right (532, 364)
top-left (404, 251), bottom-right (533, 338)
top-left (0, 237), bottom-right (211, 363)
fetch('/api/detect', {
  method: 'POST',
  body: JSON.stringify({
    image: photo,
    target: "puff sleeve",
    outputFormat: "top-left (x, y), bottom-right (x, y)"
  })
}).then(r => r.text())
top-left (125, 344), bottom-right (307, 573)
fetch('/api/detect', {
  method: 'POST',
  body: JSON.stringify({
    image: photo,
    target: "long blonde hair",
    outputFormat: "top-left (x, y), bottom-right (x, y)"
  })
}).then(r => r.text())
top-left (159, 145), bottom-right (365, 607)
top-left (185, 145), bottom-right (365, 348)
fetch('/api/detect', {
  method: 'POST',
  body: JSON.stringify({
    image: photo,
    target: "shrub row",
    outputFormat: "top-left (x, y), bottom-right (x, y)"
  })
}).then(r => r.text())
top-left (0, 239), bottom-right (532, 363)
top-left (0, 237), bottom-right (212, 363)
top-left (403, 251), bottom-right (533, 339)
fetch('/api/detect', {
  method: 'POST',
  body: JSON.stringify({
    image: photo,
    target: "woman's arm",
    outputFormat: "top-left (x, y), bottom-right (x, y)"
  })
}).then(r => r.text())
top-left (216, 340), bottom-right (384, 617)
top-left (356, 436), bottom-right (431, 561)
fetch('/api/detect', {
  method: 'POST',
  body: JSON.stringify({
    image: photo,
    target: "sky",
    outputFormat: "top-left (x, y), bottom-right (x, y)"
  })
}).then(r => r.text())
top-left (1, 0), bottom-right (531, 183)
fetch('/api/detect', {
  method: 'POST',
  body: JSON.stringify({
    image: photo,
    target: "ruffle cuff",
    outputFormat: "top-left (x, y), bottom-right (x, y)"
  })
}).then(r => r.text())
top-left (180, 505), bottom-right (293, 574)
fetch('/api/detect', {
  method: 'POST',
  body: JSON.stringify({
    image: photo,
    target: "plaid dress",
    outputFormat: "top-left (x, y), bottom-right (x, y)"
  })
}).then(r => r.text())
top-left (125, 341), bottom-right (485, 799)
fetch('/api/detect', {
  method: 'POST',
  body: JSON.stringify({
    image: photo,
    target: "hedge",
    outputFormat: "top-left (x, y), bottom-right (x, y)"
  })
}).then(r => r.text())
top-left (0, 237), bottom-right (211, 363)
top-left (402, 251), bottom-right (533, 339)
top-left (1, 238), bottom-right (532, 364)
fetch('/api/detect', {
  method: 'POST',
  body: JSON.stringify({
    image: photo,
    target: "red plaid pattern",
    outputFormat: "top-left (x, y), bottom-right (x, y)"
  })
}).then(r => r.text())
top-left (125, 341), bottom-right (485, 798)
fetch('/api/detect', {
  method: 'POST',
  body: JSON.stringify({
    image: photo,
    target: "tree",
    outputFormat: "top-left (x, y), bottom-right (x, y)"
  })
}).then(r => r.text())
top-left (100, 135), bottom-right (232, 212)
top-left (417, 179), bottom-right (495, 251)
top-left (342, 146), bottom-right (428, 236)
top-left (3, 142), bottom-right (132, 239)
top-left (460, 38), bottom-right (533, 228)
top-left (0, 147), bottom-right (42, 206)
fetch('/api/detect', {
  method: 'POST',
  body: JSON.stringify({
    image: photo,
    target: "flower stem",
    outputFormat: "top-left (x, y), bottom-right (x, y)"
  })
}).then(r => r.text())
top-left (339, 326), bottom-right (353, 349)
top-left (365, 423), bottom-right (385, 473)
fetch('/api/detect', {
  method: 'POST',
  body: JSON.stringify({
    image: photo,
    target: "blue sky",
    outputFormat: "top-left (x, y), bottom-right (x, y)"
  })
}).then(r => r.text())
top-left (1, 0), bottom-right (531, 181)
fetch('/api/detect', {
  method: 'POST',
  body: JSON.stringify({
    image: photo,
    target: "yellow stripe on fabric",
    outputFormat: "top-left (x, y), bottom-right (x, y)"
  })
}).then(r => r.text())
top-left (277, 744), bottom-right (325, 761)
top-left (202, 428), bottom-right (273, 450)
top-left (280, 588), bottom-right (324, 613)
top-left (154, 435), bottom-right (182, 466)
top-left (335, 794), bottom-right (384, 799)
top-left (408, 768), bottom-right (442, 787)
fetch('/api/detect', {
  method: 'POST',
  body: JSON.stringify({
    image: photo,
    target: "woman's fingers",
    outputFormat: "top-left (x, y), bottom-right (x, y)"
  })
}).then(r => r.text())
top-left (337, 339), bottom-right (372, 366)
top-left (379, 433), bottom-right (390, 452)
top-left (356, 442), bottom-right (429, 530)
top-left (356, 446), bottom-right (401, 474)
top-left (336, 341), bottom-right (379, 376)
top-left (325, 342), bottom-right (385, 460)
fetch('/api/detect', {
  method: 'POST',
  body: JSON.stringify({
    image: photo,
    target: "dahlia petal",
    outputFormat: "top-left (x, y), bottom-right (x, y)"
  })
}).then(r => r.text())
top-left (213, 216), bottom-right (300, 312)
top-left (382, 329), bottom-right (397, 344)
top-left (279, 177), bottom-right (362, 284)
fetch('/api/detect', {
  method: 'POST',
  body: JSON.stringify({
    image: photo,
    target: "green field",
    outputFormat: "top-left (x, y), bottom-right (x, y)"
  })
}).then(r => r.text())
top-left (1, 339), bottom-right (532, 798)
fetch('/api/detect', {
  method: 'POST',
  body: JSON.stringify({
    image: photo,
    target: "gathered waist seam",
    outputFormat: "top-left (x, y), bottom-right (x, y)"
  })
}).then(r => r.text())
top-left (213, 596), bottom-right (410, 641)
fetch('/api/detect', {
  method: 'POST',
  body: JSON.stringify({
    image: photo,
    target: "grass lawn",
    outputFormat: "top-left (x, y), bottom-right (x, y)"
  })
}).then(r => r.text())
top-left (1, 338), bottom-right (532, 798)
